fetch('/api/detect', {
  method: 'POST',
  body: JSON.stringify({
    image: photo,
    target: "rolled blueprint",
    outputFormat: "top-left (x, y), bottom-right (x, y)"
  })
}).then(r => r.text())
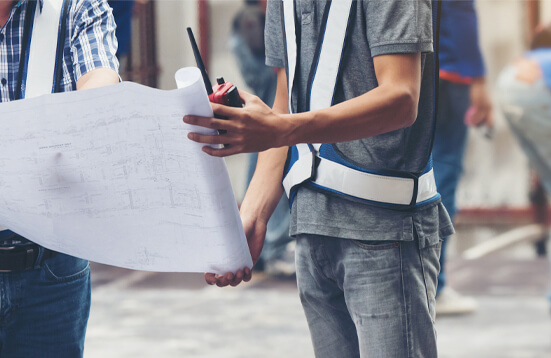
top-left (0, 67), bottom-right (252, 274)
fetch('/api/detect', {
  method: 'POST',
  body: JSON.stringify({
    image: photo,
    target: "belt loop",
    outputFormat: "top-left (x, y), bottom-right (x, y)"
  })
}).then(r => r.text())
top-left (408, 175), bottom-right (420, 208)
top-left (34, 245), bottom-right (45, 269)
top-left (308, 144), bottom-right (319, 181)
top-left (25, 248), bottom-right (35, 270)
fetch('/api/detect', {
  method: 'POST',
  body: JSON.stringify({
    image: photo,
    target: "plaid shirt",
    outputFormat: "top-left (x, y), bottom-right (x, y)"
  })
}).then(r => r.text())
top-left (0, 0), bottom-right (119, 102)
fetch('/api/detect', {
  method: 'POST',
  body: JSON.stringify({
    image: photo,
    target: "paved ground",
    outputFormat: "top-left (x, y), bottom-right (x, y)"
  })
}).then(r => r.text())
top-left (84, 253), bottom-right (551, 358)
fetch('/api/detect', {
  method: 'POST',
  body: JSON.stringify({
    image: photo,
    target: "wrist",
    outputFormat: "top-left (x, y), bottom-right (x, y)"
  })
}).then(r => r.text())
top-left (277, 113), bottom-right (298, 147)
top-left (239, 199), bottom-right (270, 226)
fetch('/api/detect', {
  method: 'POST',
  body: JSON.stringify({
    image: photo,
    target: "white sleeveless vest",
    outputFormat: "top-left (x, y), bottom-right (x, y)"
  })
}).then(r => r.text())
top-left (281, 0), bottom-right (440, 209)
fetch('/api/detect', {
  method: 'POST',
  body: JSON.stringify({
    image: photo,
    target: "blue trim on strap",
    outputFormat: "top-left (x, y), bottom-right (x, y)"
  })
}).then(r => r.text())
top-left (318, 144), bottom-right (430, 178)
top-left (422, 156), bottom-right (433, 175)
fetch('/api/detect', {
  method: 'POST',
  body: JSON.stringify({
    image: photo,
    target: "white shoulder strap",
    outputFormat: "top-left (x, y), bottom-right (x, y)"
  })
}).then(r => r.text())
top-left (283, 0), bottom-right (353, 152)
top-left (25, 0), bottom-right (65, 99)
top-left (282, 0), bottom-right (297, 114)
top-left (309, 0), bottom-right (353, 111)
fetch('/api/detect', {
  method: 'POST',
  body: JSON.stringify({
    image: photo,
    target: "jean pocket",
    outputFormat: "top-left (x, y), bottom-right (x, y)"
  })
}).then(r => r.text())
top-left (350, 240), bottom-right (400, 251)
top-left (42, 253), bottom-right (90, 283)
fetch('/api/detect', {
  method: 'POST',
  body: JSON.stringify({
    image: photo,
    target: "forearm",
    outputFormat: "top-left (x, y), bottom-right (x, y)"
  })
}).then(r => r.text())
top-left (76, 68), bottom-right (119, 91)
top-left (240, 147), bottom-right (287, 222)
top-left (185, 54), bottom-right (422, 156)
top-left (277, 53), bottom-right (421, 146)
top-left (240, 68), bottom-right (288, 222)
top-left (283, 82), bottom-right (418, 146)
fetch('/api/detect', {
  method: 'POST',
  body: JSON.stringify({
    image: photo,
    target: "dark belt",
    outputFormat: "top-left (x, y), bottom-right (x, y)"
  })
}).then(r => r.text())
top-left (0, 244), bottom-right (58, 273)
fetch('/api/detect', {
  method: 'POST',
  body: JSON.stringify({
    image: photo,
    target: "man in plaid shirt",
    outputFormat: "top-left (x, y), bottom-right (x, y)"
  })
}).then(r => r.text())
top-left (0, 0), bottom-right (119, 356)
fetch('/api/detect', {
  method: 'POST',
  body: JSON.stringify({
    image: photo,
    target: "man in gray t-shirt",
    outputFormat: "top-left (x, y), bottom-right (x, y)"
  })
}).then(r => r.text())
top-left (185, 0), bottom-right (452, 356)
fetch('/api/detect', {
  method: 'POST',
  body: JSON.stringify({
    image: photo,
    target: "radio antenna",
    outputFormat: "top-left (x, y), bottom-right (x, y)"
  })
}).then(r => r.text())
top-left (187, 27), bottom-right (213, 95)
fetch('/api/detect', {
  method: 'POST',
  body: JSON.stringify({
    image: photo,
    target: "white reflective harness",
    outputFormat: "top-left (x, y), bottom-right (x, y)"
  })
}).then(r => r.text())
top-left (281, 0), bottom-right (439, 208)
top-left (25, 0), bottom-right (66, 98)
top-left (0, 0), bottom-right (66, 233)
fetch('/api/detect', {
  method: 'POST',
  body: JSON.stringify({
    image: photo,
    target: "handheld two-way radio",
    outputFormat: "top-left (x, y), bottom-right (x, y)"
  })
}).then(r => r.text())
top-left (187, 28), bottom-right (243, 109)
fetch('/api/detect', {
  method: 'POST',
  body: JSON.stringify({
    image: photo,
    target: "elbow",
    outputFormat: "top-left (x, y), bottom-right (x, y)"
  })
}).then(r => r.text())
top-left (395, 87), bottom-right (419, 129)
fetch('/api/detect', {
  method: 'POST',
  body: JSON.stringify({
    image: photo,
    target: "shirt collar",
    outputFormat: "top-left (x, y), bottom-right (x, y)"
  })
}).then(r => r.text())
top-left (16, 0), bottom-right (44, 12)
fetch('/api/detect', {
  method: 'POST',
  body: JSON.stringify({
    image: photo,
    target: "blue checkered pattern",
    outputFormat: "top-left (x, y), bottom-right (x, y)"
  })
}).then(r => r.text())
top-left (0, 0), bottom-right (119, 102)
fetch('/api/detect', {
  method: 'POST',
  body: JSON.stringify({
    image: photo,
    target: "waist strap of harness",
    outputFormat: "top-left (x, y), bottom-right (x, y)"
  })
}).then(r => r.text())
top-left (283, 144), bottom-right (438, 207)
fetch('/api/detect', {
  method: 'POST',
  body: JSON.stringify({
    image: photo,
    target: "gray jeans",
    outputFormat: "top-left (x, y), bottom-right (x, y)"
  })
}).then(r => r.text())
top-left (295, 233), bottom-right (441, 358)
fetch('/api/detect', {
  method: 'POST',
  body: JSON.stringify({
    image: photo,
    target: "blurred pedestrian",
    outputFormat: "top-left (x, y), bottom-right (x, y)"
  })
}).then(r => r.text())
top-left (433, 0), bottom-right (493, 315)
top-left (230, 0), bottom-right (294, 276)
top-left (497, 24), bottom-right (551, 309)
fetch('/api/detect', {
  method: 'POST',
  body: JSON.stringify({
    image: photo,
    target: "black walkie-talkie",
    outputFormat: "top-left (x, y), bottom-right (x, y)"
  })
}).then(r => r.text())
top-left (187, 28), bottom-right (243, 109)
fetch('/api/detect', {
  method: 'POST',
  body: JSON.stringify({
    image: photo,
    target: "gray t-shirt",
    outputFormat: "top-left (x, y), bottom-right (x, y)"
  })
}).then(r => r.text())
top-left (265, 0), bottom-right (454, 245)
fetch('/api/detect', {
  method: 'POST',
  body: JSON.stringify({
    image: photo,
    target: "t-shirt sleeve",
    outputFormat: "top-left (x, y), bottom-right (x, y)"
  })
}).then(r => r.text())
top-left (70, 0), bottom-right (119, 81)
top-left (265, 0), bottom-right (285, 69)
top-left (365, 0), bottom-right (433, 57)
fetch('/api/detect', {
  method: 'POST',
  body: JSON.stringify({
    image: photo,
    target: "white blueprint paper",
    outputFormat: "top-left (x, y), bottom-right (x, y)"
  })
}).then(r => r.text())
top-left (0, 67), bottom-right (252, 274)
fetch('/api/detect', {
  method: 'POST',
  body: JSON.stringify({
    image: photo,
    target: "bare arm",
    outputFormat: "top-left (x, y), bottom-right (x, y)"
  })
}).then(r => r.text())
top-left (76, 68), bottom-right (119, 91)
top-left (467, 77), bottom-right (493, 128)
top-left (240, 68), bottom-right (288, 227)
top-left (184, 53), bottom-right (422, 157)
top-left (204, 69), bottom-right (289, 287)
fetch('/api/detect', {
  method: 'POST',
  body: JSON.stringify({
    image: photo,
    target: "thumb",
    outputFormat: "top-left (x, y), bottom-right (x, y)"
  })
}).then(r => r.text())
top-left (239, 89), bottom-right (256, 105)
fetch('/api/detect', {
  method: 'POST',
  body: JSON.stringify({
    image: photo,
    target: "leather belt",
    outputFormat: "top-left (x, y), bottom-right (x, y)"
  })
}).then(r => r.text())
top-left (0, 243), bottom-right (58, 273)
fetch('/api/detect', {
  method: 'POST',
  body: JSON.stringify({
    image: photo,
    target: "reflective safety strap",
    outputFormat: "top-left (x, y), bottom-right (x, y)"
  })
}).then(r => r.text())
top-left (283, 146), bottom-right (438, 206)
top-left (309, 0), bottom-right (353, 112)
top-left (25, 0), bottom-right (64, 99)
top-left (282, 143), bottom-right (314, 198)
top-left (312, 157), bottom-right (437, 206)
top-left (281, 0), bottom-right (439, 207)
top-left (282, 0), bottom-right (297, 114)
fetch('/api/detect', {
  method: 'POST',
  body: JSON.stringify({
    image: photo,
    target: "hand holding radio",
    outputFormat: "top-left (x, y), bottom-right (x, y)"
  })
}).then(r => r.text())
top-left (185, 28), bottom-right (291, 156)
top-left (184, 89), bottom-right (289, 156)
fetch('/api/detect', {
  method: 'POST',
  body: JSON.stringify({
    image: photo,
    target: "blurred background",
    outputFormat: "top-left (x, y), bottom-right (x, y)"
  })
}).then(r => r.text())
top-left (85, 1), bottom-right (550, 357)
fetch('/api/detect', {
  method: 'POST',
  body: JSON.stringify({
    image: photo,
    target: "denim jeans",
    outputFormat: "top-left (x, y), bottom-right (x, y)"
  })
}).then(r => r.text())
top-left (0, 251), bottom-right (91, 358)
top-left (432, 79), bottom-right (471, 295)
top-left (295, 233), bottom-right (441, 358)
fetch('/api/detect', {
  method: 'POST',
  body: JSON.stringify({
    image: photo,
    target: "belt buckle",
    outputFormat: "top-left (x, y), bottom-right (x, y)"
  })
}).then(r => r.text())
top-left (0, 245), bottom-right (36, 273)
top-left (0, 246), bottom-right (17, 273)
top-left (0, 246), bottom-right (18, 251)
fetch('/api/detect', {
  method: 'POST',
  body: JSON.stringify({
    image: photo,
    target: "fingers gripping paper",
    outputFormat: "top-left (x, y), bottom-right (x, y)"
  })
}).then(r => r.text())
top-left (0, 68), bottom-right (252, 274)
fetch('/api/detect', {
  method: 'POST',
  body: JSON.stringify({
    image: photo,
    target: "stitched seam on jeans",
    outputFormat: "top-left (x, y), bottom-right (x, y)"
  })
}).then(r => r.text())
top-left (307, 239), bottom-right (334, 284)
top-left (297, 235), bottom-right (329, 283)
top-left (320, 241), bottom-right (340, 285)
top-left (43, 262), bottom-right (90, 283)
top-left (350, 240), bottom-right (399, 251)
top-left (399, 243), bottom-right (411, 357)
top-left (418, 244), bottom-right (432, 321)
